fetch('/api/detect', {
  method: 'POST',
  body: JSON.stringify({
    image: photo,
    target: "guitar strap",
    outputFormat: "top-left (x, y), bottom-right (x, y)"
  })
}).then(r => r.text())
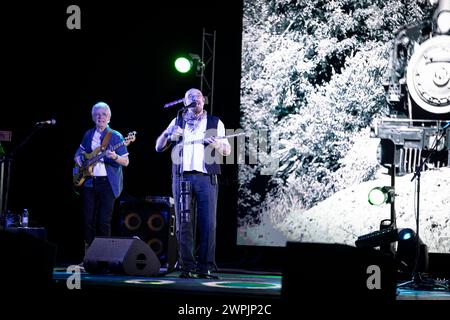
top-left (101, 130), bottom-right (113, 151)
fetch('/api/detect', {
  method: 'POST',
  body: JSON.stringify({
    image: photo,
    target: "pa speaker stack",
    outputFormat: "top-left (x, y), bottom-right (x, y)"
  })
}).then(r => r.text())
top-left (118, 196), bottom-right (177, 270)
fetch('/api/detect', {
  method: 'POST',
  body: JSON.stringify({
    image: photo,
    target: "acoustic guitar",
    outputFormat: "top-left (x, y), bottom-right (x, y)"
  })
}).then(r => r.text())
top-left (73, 131), bottom-right (136, 187)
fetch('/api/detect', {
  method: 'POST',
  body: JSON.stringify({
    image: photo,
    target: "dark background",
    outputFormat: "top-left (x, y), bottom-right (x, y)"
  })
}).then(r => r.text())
top-left (1, 0), bottom-right (259, 266)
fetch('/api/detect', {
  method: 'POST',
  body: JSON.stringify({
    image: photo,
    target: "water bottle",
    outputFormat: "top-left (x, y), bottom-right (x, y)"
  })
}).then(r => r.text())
top-left (22, 209), bottom-right (29, 228)
top-left (6, 210), bottom-right (14, 228)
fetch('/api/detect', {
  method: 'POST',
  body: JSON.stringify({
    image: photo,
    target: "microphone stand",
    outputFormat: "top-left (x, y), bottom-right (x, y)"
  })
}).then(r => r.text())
top-left (174, 106), bottom-right (195, 272)
top-left (1, 124), bottom-right (45, 230)
top-left (176, 107), bottom-right (187, 222)
top-left (397, 123), bottom-right (449, 291)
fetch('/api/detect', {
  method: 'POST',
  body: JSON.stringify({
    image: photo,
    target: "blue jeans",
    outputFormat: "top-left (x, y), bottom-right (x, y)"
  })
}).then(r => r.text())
top-left (172, 171), bottom-right (218, 273)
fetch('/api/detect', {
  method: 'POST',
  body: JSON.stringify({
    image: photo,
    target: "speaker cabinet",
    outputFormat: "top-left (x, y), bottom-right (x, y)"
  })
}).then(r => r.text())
top-left (282, 242), bottom-right (396, 306)
top-left (83, 236), bottom-right (161, 276)
top-left (0, 230), bottom-right (57, 289)
top-left (118, 196), bottom-right (177, 269)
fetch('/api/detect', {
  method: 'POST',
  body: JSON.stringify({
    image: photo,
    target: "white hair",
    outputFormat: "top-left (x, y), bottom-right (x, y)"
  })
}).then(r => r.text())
top-left (91, 102), bottom-right (111, 117)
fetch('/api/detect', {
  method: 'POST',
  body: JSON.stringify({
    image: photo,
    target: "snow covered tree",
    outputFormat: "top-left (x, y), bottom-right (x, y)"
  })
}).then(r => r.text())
top-left (239, 0), bottom-right (434, 228)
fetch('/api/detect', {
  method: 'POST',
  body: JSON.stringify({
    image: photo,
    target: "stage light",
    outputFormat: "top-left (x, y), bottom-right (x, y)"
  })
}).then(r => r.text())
top-left (368, 186), bottom-right (395, 205)
top-left (398, 228), bottom-right (414, 241)
top-left (396, 228), bottom-right (429, 273)
top-left (174, 57), bottom-right (192, 73)
top-left (355, 226), bottom-right (398, 249)
top-left (355, 227), bottom-right (416, 250)
top-left (174, 53), bottom-right (204, 76)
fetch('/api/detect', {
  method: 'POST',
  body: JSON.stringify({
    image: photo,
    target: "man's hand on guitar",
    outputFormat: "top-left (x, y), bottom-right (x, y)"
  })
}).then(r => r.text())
top-left (106, 150), bottom-right (119, 161)
top-left (165, 125), bottom-right (183, 141)
top-left (106, 150), bottom-right (129, 166)
top-left (203, 136), bottom-right (218, 147)
top-left (204, 136), bottom-right (231, 156)
top-left (74, 155), bottom-right (83, 167)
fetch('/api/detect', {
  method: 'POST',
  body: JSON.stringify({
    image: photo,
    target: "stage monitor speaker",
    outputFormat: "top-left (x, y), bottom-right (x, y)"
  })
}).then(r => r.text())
top-left (0, 229), bottom-right (57, 289)
top-left (118, 196), bottom-right (177, 270)
top-left (282, 242), bottom-right (396, 306)
top-left (83, 236), bottom-right (161, 276)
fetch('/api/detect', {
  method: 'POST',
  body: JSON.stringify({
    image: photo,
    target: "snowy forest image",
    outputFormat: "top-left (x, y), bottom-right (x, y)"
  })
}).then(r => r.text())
top-left (237, 0), bottom-right (450, 253)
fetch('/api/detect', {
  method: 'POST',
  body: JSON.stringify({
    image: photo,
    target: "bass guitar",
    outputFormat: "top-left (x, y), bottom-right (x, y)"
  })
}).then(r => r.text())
top-left (73, 131), bottom-right (136, 187)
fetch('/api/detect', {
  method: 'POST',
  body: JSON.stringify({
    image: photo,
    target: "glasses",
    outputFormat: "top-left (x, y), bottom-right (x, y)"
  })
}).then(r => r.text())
top-left (94, 112), bottom-right (109, 117)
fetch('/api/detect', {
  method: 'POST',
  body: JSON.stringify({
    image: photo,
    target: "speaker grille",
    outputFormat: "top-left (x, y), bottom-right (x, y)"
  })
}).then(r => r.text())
top-left (118, 197), bottom-right (176, 267)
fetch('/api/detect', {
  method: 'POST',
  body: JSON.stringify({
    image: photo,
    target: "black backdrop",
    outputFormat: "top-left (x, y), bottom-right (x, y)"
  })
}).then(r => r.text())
top-left (2, 0), bottom-right (243, 264)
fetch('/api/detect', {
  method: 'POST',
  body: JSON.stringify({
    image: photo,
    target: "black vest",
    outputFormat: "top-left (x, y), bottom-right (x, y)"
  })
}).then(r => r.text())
top-left (171, 114), bottom-right (221, 177)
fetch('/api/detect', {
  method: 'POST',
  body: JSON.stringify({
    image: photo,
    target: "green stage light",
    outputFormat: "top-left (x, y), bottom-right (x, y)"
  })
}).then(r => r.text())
top-left (174, 53), bottom-right (204, 75)
top-left (368, 186), bottom-right (395, 205)
top-left (174, 57), bottom-right (192, 73)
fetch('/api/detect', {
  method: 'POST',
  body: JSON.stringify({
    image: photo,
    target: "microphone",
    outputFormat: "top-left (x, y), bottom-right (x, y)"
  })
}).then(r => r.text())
top-left (442, 121), bottom-right (450, 130)
top-left (184, 101), bottom-right (196, 109)
top-left (163, 98), bottom-right (184, 109)
top-left (36, 119), bottom-right (56, 125)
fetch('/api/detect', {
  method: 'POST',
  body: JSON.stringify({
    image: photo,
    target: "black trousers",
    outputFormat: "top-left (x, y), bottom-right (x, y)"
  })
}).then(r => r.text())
top-left (82, 177), bottom-right (116, 247)
top-left (172, 172), bottom-right (218, 273)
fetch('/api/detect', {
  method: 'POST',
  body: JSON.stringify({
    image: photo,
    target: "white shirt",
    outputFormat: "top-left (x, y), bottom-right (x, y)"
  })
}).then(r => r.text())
top-left (166, 116), bottom-right (228, 173)
top-left (91, 130), bottom-right (108, 176)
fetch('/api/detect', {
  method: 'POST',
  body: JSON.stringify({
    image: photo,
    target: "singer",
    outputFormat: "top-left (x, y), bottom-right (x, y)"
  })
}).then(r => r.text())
top-left (155, 88), bottom-right (231, 279)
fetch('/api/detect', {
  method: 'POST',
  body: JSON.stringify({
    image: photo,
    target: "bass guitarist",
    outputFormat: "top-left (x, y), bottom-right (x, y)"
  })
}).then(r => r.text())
top-left (74, 101), bottom-right (130, 252)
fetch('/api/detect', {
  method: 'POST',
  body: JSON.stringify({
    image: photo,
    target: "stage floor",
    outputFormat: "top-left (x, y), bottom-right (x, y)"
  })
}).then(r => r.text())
top-left (53, 267), bottom-right (283, 298)
top-left (52, 266), bottom-right (450, 301)
top-left (52, 267), bottom-right (284, 318)
top-left (47, 267), bottom-right (450, 318)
